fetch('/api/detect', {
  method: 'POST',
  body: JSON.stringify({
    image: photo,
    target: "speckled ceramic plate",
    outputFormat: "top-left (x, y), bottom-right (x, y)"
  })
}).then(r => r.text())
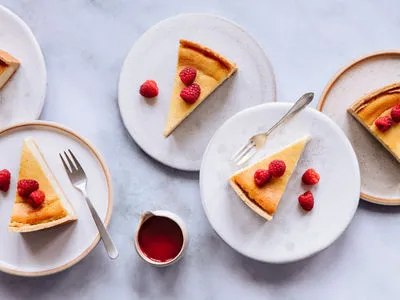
top-left (200, 103), bottom-right (360, 263)
top-left (0, 121), bottom-right (112, 276)
top-left (318, 51), bottom-right (400, 205)
top-left (0, 5), bottom-right (47, 129)
top-left (118, 14), bottom-right (275, 171)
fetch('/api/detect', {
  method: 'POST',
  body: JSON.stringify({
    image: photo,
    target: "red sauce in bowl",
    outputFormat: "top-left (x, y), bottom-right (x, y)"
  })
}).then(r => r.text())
top-left (138, 216), bottom-right (184, 262)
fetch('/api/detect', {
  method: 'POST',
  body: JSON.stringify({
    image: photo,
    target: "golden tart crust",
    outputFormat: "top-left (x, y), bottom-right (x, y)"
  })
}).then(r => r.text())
top-left (0, 49), bottom-right (20, 90)
top-left (348, 82), bottom-right (400, 162)
top-left (8, 137), bottom-right (77, 233)
top-left (164, 39), bottom-right (237, 137)
top-left (229, 137), bottom-right (310, 220)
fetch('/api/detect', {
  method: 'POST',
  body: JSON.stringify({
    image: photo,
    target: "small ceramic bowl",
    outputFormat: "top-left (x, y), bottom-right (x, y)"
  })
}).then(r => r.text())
top-left (134, 210), bottom-right (187, 267)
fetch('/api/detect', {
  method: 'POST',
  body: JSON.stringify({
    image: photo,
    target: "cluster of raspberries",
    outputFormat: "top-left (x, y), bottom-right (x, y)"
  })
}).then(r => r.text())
top-left (139, 67), bottom-right (201, 104)
top-left (0, 169), bottom-right (45, 208)
top-left (254, 162), bottom-right (320, 212)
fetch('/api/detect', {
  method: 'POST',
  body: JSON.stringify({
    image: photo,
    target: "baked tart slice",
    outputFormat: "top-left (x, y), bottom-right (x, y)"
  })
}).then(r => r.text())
top-left (0, 50), bottom-right (20, 90)
top-left (164, 39), bottom-right (237, 137)
top-left (347, 82), bottom-right (400, 162)
top-left (8, 137), bottom-right (77, 232)
top-left (229, 136), bottom-right (310, 220)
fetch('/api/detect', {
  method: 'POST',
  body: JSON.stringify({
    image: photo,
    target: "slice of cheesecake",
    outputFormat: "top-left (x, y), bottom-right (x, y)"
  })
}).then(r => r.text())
top-left (347, 82), bottom-right (400, 162)
top-left (229, 136), bottom-right (310, 220)
top-left (163, 39), bottom-right (237, 137)
top-left (0, 50), bottom-right (20, 90)
top-left (8, 137), bottom-right (77, 232)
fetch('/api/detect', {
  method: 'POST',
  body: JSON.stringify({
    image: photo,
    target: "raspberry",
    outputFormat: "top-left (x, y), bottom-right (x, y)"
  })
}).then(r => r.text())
top-left (391, 104), bottom-right (400, 123)
top-left (298, 191), bottom-right (314, 211)
top-left (17, 179), bottom-right (39, 197)
top-left (179, 67), bottom-right (197, 85)
top-left (254, 169), bottom-right (272, 187)
top-left (302, 169), bottom-right (320, 185)
top-left (268, 160), bottom-right (286, 177)
top-left (139, 80), bottom-right (158, 98)
top-left (180, 83), bottom-right (201, 104)
top-left (0, 169), bottom-right (11, 192)
top-left (27, 190), bottom-right (45, 208)
top-left (375, 116), bottom-right (392, 132)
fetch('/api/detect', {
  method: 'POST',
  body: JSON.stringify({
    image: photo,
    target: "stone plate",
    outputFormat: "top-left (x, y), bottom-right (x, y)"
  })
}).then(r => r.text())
top-left (318, 51), bottom-right (400, 205)
top-left (200, 103), bottom-right (360, 263)
top-left (118, 14), bottom-right (275, 171)
top-left (0, 5), bottom-right (46, 129)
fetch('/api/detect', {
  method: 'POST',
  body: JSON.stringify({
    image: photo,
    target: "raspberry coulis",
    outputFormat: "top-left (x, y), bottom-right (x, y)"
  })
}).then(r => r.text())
top-left (138, 216), bottom-right (184, 262)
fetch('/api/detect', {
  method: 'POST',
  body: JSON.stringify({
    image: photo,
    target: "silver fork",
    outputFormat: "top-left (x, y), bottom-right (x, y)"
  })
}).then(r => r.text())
top-left (59, 150), bottom-right (119, 259)
top-left (232, 92), bottom-right (314, 166)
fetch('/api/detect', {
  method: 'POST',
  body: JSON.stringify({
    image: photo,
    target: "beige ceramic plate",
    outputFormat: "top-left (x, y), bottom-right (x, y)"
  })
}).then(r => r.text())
top-left (0, 121), bottom-right (113, 276)
top-left (318, 51), bottom-right (400, 205)
top-left (118, 14), bottom-right (276, 171)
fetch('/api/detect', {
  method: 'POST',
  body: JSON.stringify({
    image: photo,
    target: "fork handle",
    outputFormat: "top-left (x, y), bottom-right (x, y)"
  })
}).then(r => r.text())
top-left (84, 194), bottom-right (119, 259)
top-left (264, 92), bottom-right (314, 136)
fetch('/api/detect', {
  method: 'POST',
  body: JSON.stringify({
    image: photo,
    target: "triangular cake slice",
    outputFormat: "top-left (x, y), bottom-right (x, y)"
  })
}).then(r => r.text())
top-left (0, 50), bottom-right (20, 90)
top-left (229, 136), bottom-right (311, 220)
top-left (8, 137), bottom-right (77, 232)
top-left (347, 82), bottom-right (400, 162)
top-left (163, 39), bottom-right (238, 137)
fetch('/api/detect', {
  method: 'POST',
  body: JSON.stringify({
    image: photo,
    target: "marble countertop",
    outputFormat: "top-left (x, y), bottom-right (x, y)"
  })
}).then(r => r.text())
top-left (0, 0), bottom-right (400, 299)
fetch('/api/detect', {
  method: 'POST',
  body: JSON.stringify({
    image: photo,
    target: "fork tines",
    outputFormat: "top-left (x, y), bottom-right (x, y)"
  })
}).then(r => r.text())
top-left (231, 140), bottom-right (257, 165)
top-left (59, 150), bottom-right (84, 174)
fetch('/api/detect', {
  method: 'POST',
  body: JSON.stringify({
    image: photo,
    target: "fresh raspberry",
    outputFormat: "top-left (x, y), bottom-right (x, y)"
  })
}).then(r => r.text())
top-left (254, 169), bottom-right (272, 187)
top-left (180, 83), bottom-right (201, 104)
top-left (302, 169), bottom-right (320, 185)
top-left (298, 191), bottom-right (314, 211)
top-left (375, 116), bottom-right (392, 132)
top-left (139, 80), bottom-right (158, 98)
top-left (27, 190), bottom-right (45, 208)
top-left (179, 67), bottom-right (197, 85)
top-left (268, 160), bottom-right (286, 177)
top-left (17, 179), bottom-right (39, 197)
top-left (391, 104), bottom-right (400, 123)
top-left (0, 169), bottom-right (11, 192)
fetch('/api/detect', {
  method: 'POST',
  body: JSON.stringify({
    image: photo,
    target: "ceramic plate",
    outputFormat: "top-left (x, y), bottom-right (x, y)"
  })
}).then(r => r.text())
top-left (200, 103), bottom-right (360, 263)
top-left (118, 14), bottom-right (275, 171)
top-left (0, 5), bottom-right (47, 128)
top-left (0, 122), bottom-right (112, 276)
top-left (318, 51), bottom-right (400, 205)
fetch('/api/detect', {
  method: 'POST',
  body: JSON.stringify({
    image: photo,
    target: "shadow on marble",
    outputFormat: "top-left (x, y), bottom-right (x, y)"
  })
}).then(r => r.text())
top-left (358, 200), bottom-right (400, 214)
top-left (0, 245), bottom-right (111, 299)
top-left (203, 223), bottom-right (351, 284)
top-left (131, 255), bottom-right (185, 298)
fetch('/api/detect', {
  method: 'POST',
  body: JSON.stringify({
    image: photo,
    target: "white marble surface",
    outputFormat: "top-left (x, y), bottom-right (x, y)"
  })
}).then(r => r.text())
top-left (0, 0), bottom-right (399, 299)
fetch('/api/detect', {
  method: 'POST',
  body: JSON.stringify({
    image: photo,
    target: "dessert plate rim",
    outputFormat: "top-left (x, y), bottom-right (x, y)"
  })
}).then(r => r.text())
top-left (0, 121), bottom-right (113, 277)
top-left (318, 50), bottom-right (400, 206)
top-left (118, 13), bottom-right (276, 171)
top-left (0, 5), bottom-right (47, 129)
top-left (200, 102), bottom-right (360, 263)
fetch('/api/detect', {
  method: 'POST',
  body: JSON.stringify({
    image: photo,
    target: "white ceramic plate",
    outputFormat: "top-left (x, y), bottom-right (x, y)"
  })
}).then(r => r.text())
top-left (318, 51), bottom-right (400, 205)
top-left (200, 103), bottom-right (360, 263)
top-left (118, 14), bottom-right (275, 171)
top-left (0, 5), bottom-right (47, 128)
top-left (0, 122), bottom-right (112, 276)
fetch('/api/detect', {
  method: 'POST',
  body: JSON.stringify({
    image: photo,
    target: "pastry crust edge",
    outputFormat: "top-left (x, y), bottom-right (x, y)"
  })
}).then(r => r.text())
top-left (8, 214), bottom-right (77, 233)
top-left (348, 108), bottom-right (400, 163)
top-left (347, 82), bottom-right (400, 114)
top-left (347, 82), bottom-right (400, 163)
top-left (229, 178), bottom-right (273, 221)
top-left (179, 39), bottom-right (238, 72)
